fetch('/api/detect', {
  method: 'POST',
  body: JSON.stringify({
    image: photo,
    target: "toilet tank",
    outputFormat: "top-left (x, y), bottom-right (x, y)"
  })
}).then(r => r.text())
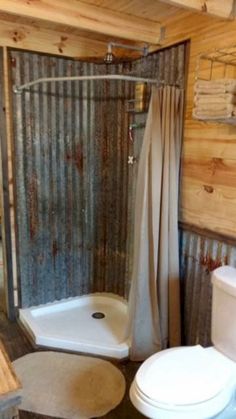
top-left (211, 266), bottom-right (236, 362)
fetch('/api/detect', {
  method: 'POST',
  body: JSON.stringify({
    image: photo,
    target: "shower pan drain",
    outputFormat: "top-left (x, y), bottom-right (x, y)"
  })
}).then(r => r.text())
top-left (92, 312), bottom-right (105, 319)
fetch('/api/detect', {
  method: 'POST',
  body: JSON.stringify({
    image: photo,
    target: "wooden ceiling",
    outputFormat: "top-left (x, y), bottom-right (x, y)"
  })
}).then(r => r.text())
top-left (79, 0), bottom-right (235, 19)
top-left (0, 0), bottom-right (234, 59)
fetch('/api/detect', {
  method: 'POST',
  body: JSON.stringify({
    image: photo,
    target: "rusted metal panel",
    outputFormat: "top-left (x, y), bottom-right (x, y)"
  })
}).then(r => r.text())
top-left (10, 43), bottom-right (187, 308)
top-left (91, 62), bottom-right (134, 297)
top-left (13, 54), bottom-right (81, 306)
top-left (130, 43), bottom-right (186, 88)
top-left (11, 52), bottom-right (135, 307)
top-left (179, 228), bottom-right (236, 347)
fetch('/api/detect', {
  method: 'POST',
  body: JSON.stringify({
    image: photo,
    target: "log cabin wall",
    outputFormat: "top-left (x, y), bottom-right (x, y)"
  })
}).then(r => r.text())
top-left (160, 10), bottom-right (236, 238)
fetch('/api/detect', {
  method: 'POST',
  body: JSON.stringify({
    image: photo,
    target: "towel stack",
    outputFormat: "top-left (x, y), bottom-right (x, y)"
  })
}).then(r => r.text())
top-left (193, 79), bottom-right (236, 123)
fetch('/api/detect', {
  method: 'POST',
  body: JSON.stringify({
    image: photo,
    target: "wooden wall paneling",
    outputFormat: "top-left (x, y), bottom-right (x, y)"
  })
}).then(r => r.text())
top-left (0, 48), bottom-right (15, 319)
top-left (161, 10), bottom-right (236, 238)
top-left (180, 178), bottom-right (236, 236)
top-left (182, 158), bottom-right (236, 189)
top-left (3, 47), bottom-right (21, 314)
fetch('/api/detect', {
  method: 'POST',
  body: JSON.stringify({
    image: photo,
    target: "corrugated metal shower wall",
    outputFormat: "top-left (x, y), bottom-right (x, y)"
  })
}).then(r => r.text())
top-left (180, 227), bottom-right (236, 347)
top-left (11, 44), bottom-right (186, 308)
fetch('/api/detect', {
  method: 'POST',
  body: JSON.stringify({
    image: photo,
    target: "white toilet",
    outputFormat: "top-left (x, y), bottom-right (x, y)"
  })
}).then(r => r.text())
top-left (130, 266), bottom-right (236, 418)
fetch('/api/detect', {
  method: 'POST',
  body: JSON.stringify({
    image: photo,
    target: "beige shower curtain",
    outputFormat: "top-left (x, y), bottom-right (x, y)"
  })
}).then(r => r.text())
top-left (128, 85), bottom-right (184, 361)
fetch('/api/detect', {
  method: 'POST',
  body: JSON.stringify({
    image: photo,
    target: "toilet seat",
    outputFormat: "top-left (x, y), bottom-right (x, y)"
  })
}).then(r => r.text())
top-left (130, 346), bottom-right (236, 419)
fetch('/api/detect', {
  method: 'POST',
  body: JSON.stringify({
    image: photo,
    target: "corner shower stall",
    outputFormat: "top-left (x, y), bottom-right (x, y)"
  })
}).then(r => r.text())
top-left (8, 44), bottom-right (186, 359)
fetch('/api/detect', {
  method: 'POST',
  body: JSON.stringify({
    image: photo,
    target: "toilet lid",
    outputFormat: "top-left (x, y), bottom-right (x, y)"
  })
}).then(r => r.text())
top-left (136, 345), bottom-right (233, 406)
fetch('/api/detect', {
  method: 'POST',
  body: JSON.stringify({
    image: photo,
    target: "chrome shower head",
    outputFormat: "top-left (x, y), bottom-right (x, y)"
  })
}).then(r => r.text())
top-left (104, 44), bottom-right (115, 64)
top-left (104, 42), bottom-right (150, 64)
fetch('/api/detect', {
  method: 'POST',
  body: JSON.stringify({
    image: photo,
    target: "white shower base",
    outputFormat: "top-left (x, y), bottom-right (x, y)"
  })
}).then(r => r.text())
top-left (19, 293), bottom-right (130, 359)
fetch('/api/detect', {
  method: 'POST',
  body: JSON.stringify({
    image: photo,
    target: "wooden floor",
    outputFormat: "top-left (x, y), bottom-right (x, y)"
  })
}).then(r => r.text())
top-left (0, 311), bottom-right (145, 419)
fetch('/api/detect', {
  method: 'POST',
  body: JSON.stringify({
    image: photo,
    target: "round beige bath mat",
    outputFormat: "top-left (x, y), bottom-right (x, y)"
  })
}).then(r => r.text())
top-left (13, 351), bottom-right (126, 419)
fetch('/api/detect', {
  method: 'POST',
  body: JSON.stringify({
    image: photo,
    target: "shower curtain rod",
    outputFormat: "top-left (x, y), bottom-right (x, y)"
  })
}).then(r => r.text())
top-left (13, 74), bottom-right (159, 94)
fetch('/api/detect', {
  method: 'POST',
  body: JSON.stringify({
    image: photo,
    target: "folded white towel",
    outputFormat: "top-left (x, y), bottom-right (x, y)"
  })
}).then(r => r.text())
top-left (193, 115), bottom-right (236, 124)
top-left (194, 103), bottom-right (235, 112)
top-left (195, 87), bottom-right (229, 94)
top-left (194, 93), bottom-right (236, 105)
top-left (194, 79), bottom-right (236, 95)
top-left (195, 79), bottom-right (236, 88)
top-left (192, 107), bottom-right (235, 119)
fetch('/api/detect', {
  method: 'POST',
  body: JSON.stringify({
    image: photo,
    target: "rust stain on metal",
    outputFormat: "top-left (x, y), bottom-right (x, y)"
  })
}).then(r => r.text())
top-left (200, 253), bottom-right (228, 272)
top-left (11, 57), bottom-right (16, 67)
top-left (28, 172), bottom-right (38, 240)
top-left (48, 60), bottom-right (56, 67)
top-left (75, 144), bottom-right (84, 173)
top-left (180, 228), bottom-right (236, 347)
top-left (65, 144), bottom-right (83, 174)
top-left (52, 240), bottom-right (59, 261)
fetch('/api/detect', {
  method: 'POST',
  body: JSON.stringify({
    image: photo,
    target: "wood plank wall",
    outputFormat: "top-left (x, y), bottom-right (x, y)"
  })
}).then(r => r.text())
top-left (161, 10), bottom-right (236, 238)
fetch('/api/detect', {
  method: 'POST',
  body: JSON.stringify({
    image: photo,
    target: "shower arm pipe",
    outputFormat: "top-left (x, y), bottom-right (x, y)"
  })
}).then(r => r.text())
top-left (13, 74), bottom-right (158, 94)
